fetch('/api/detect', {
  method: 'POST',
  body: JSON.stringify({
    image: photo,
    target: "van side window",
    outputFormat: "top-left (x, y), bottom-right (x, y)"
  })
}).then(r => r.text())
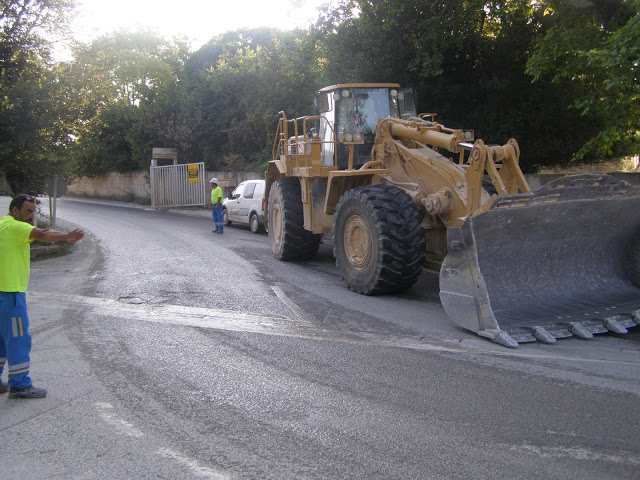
top-left (231, 183), bottom-right (245, 199)
top-left (244, 182), bottom-right (257, 199)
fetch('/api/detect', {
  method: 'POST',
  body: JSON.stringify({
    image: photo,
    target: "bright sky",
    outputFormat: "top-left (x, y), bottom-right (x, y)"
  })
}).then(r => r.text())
top-left (72, 0), bottom-right (330, 50)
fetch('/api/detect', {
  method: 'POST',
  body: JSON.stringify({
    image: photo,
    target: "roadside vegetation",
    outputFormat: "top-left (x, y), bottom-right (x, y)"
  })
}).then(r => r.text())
top-left (1, 0), bottom-right (639, 194)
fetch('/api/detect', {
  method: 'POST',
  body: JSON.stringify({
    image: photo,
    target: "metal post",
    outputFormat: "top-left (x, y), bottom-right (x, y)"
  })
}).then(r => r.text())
top-left (52, 175), bottom-right (58, 228)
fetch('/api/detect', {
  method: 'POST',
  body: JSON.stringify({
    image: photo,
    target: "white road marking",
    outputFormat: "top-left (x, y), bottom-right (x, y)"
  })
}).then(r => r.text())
top-left (29, 291), bottom-right (640, 366)
top-left (513, 443), bottom-right (640, 466)
top-left (270, 285), bottom-right (315, 326)
top-left (157, 448), bottom-right (232, 479)
top-left (95, 402), bottom-right (144, 438)
top-left (30, 290), bottom-right (291, 334)
top-left (94, 402), bottom-right (232, 478)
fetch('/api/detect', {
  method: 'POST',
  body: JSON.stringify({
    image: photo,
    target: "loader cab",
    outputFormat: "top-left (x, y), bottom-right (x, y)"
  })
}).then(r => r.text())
top-left (315, 84), bottom-right (417, 170)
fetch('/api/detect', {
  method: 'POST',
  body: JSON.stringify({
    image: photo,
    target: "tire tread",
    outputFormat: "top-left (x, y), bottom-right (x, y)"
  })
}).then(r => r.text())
top-left (334, 185), bottom-right (425, 295)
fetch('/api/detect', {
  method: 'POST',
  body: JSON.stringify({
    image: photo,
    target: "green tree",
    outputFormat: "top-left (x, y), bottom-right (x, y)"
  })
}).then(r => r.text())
top-left (5, 0), bottom-right (631, 190)
top-left (70, 30), bottom-right (192, 176)
top-left (187, 28), bottom-right (320, 171)
top-left (0, 0), bottom-right (76, 193)
top-left (311, 0), bottom-right (612, 171)
top-left (527, 0), bottom-right (639, 161)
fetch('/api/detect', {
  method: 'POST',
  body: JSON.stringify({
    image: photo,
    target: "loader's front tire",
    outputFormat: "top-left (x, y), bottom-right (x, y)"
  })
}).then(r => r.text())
top-left (268, 178), bottom-right (321, 260)
top-left (333, 185), bottom-right (425, 295)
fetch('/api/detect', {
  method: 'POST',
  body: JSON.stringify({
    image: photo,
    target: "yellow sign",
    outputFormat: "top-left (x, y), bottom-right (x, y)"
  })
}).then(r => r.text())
top-left (187, 164), bottom-right (199, 183)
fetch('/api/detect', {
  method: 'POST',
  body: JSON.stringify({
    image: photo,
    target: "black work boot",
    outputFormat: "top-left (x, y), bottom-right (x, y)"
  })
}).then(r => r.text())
top-left (0, 379), bottom-right (8, 394)
top-left (8, 385), bottom-right (47, 399)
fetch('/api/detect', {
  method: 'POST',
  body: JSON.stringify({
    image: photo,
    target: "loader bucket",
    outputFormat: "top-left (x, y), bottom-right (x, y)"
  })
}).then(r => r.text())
top-left (440, 174), bottom-right (640, 347)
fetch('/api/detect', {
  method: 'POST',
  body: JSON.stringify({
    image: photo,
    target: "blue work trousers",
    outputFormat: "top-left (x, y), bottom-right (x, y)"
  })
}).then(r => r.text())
top-left (0, 292), bottom-right (32, 389)
top-left (212, 204), bottom-right (224, 232)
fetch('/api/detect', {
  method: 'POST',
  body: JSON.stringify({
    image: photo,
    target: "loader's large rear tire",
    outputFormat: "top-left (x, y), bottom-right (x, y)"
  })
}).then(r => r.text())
top-left (268, 178), bottom-right (322, 261)
top-left (333, 185), bottom-right (425, 295)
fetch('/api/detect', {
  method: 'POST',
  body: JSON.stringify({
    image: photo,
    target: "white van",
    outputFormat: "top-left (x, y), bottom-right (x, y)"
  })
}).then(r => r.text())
top-left (222, 179), bottom-right (266, 233)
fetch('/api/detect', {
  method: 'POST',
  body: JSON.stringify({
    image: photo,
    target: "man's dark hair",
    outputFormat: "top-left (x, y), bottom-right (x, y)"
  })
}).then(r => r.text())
top-left (9, 194), bottom-right (37, 211)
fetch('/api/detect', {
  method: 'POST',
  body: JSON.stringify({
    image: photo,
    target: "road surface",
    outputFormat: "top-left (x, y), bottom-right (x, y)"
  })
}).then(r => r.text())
top-left (1, 197), bottom-right (639, 479)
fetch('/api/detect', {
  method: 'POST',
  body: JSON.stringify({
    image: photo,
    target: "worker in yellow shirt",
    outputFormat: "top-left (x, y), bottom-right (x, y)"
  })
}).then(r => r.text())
top-left (208, 178), bottom-right (224, 234)
top-left (0, 194), bottom-right (84, 399)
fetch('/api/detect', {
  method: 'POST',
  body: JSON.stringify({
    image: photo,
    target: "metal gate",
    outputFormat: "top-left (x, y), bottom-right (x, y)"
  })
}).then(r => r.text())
top-left (150, 163), bottom-right (206, 208)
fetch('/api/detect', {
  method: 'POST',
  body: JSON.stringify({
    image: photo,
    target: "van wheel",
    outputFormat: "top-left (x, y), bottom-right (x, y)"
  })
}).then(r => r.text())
top-left (250, 213), bottom-right (264, 234)
top-left (268, 179), bottom-right (321, 260)
top-left (222, 208), bottom-right (231, 226)
top-left (334, 185), bottom-right (425, 294)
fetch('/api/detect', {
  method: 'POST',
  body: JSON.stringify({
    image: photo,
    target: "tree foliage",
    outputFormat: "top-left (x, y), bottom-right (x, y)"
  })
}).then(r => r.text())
top-left (70, 31), bottom-right (192, 176)
top-left (527, 0), bottom-right (640, 161)
top-left (185, 28), bottom-right (320, 171)
top-left (0, 0), bottom-right (75, 193)
top-left (1, 0), bottom-right (638, 190)
top-left (312, 0), bottom-right (612, 171)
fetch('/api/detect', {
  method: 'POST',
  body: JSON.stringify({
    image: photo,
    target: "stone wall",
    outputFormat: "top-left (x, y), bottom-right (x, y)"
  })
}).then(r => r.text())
top-left (66, 170), bottom-right (262, 202)
top-left (62, 169), bottom-right (640, 203)
top-left (67, 171), bottom-right (151, 201)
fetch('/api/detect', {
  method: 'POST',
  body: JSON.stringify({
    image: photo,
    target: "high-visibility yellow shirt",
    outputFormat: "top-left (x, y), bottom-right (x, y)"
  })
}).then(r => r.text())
top-left (211, 186), bottom-right (224, 205)
top-left (0, 215), bottom-right (35, 292)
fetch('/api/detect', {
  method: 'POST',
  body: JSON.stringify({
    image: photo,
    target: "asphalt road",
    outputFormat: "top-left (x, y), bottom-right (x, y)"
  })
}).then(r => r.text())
top-left (1, 196), bottom-right (639, 480)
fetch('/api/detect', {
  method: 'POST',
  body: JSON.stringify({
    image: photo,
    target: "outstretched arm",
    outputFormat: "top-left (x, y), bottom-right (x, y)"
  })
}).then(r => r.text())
top-left (30, 228), bottom-right (85, 244)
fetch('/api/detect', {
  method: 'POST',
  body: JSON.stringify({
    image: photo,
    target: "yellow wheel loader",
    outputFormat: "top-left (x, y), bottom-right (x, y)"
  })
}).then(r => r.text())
top-left (265, 83), bottom-right (640, 347)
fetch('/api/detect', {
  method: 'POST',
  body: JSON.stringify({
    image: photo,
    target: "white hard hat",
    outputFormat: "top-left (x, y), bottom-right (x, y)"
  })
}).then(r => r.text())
top-left (210, 177), bottom-right (218, 184)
